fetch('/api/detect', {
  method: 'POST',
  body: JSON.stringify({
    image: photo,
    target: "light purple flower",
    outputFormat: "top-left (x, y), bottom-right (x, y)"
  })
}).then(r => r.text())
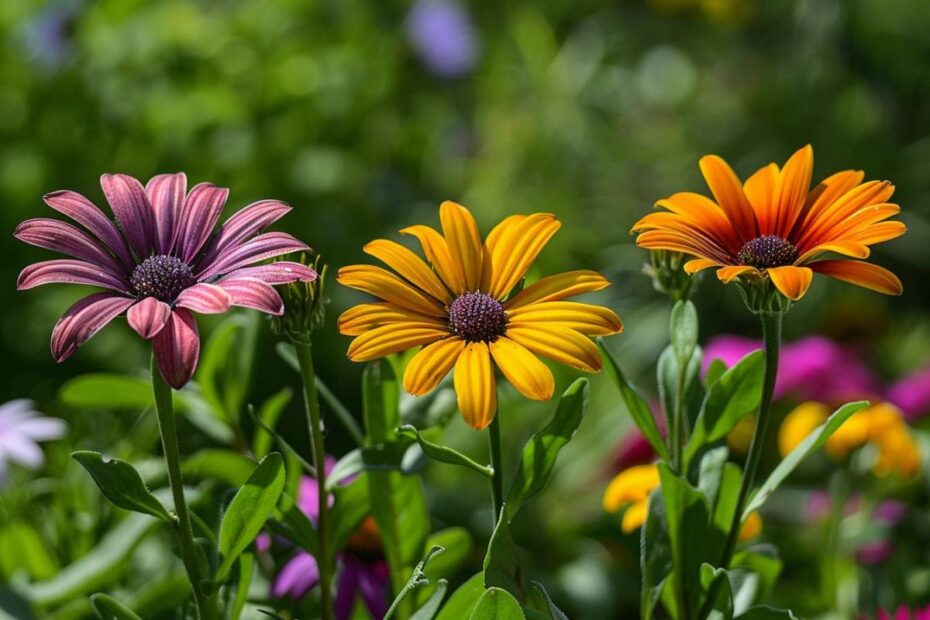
top-left (406, 0), bottom-right (478, 77)
top-left (16, 173), bottom-right (316, 388)
top-left (0, 400), bottom-right (66, 481)
top-left (888, 366), bottom-right (930, 421)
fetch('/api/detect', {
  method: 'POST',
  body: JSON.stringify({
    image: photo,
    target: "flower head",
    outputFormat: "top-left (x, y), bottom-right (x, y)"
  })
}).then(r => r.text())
top-left (633, 145), bottom-right (905, 303)
top-left (0, 399), bottom-right (66, 482)
top-left (16, 173), bottom-right (315, 388)
top-left (406, 0), bottom-right (478, 77)
top-left (337, 201), bottom-right (622, 429)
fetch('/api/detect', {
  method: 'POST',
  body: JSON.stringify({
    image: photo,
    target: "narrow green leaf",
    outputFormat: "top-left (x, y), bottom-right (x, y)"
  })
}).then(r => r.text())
top-left (411, 580), bottom-right (449, 620)
top-left (384, 546), bottom-right (446, 620)
top-left (483, 507), bottom-right (521, 597)
top-left (598, 339), bottom-right (671, 462)
top-left (364, 360), bottom-right (400, 443)
top-left (641, 488), bottom-right (670, 620)
top-left (399, 425), bottom-right (493, 478)
top-left (60, 374), bottom-right (164, 411)
top-left (252, 388), bottom-right (293, 458)
top-left (229, 552), bottom-right (254, 620)
top-left (735, 606), bottom-right (798, 619)
top-left (330, 473), bottom-right (372, 551)
top-left (704, 359), bottom-right (728, 390)
top-left (0, 522), bottom-right (59, 580)
top-left (733, 545), bottom-right (782, 601)
top-left (181, 449), bottom-right (257, 487)
top-left (327, 441), bottom-right (414, 489)
top-left (670, 300), bottom-right (698, 365)
top-left (529, 582), bottom-right (568, 620)
top-left (711, 463), bottom-right (742, 534)
top-left (72, 451), bottom-right (172, 522)
top-left (657, 344), bottom-right (702, 436)
top-left (469, 587), bottom-right (526, 620)
top-left (271, 496), bottom-right (319, 557)
top-left (699, 564), bottom-right (734, 620)
top-left (743, 401), bottom-right (868, 518)
top-left (90, 593), bottom-right (142, 620)
top-left (505, 378), bottom-right (588, 521)
top-left (217, 453), bottom-right (286, 582)
top-left (435, 573), bottom-right (485, 620)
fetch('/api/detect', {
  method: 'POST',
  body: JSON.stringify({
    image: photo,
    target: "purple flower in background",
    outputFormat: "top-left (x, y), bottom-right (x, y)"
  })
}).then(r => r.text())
top-left (873, 606), bottom-right (930, 620)
top-left (22, 0), bottom-right (81, 69)
top-left (0, 400), bottom-right (66, 481)
top-left (16, 173), bottom-right (315, 389)
top-left (888, 366), bottom-right (930, 421)
top-left (406, 0), bottom-right (478, 77)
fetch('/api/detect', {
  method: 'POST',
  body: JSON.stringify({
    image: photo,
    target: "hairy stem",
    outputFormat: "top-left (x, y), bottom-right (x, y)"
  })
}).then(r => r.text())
top-left (488, 411), bottom-right (505, 523)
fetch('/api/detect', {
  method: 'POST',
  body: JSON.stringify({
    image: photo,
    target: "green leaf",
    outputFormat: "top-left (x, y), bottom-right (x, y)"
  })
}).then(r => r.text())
top-left (0, 522), bottom-right (59, 580)
top-left (657, 344), bottom-right (702, 436)
top-left (506, 378), bottom-right (588, 521)
top-left (60, 374), bottom-right (165, 411)
top-left (416, 528), bottom-right (474, 607)
top-left (670, 300), bottom-right (698, 366)
top-left (252, 388), bottom-right (293, 458)
top-left (469, 587), bottom-right (526, 620)
top-left (598, 339), bottom-right (670, 462)
top-left (364, 360), bottom-right (400, 443)
top-left (711, 463), bottom-right (742, 533)
top-left (327, 441), bottom-right (414, 489)
top-left (229, 552), bottom-right (254, 620)
top-left (704, 359), bottom-right (728, 390)
top-left (640, 488), bottom-right (671, 620)
top-left (271, 496), bottom-right (319, 557)
top-left (181, 449), bottom-right (257, 487)
top-left (699, 564), bottom-right (734, 620)
top-left (217, 453), bottom-right (286, 582)
top-left (384, 546), bottom-right (446, 619)
top-left (743, 401), bottom-right (868, 518)
top-left (90, 593), bottom-right (142, 620)
top-left (72, 451), bottom-right (172, 522)
top-left (435, 573), bottom-right (485, 620)
top-left (685, 351), bottom-right (765, 467)
top-left (398, 425), bottom-right (493, 478)
top-left (733, 545), bottom-right (783, 602)
top-left (330, 473), bottom-right (372, 551)
top-left (411, 580), bottom-right (449, 620)
top-left (483, 507), bottom-right (521, 597)
top-left (735, 606), bottom-right (798, 619)
top-left (529, 582), bottom-right (568, 620)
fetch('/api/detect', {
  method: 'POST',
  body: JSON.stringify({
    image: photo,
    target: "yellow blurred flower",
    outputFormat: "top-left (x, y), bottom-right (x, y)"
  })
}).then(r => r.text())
top-left (778, 402), bottom-right (829, 457)
top-left (740, 511), bottom-right (763, 541)
top-left (727, 415), bottom-right (756, 454)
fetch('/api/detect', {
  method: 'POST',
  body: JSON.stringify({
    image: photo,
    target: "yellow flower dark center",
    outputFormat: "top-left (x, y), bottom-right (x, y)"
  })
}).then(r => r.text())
top-left (130, 255), bottom-right (196, 302)
top-left (737, 236), bottom-right (798, 269)
top-left (448, 291), bottom-right (507, 343)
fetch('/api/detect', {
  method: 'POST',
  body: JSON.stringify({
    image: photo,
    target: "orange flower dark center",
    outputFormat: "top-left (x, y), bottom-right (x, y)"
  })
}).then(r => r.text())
top-left (448, 291), bottom-right (507, 342)
top-left (737, 236), bottom-right (798, 269)
top-left (130, 255), bottom-right (196, 301)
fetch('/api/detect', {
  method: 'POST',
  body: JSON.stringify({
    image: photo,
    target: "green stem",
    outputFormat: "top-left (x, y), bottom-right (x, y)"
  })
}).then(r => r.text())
top-left (294, 340), bottom-right (334, 620)
top-left (151, 357), bottom-right (212, 619)
top-left (488, 411), bottom-right (505, 522)
top-left (671, 369), bottom-right (687, 473)
top-left (698, 311), bottom-right (782, 620)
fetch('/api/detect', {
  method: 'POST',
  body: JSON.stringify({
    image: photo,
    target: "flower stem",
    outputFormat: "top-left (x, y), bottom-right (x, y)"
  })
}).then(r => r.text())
top-left (294, 339), bottom-right (334, 620)
top-left (698, 310), bottom-right (782, 620)
top-left (487, 411), bottom-right (505, 523)
top-left (151, 357), bottom-right (212, 619)
top-left (671, 369), bottom-right (687, 472)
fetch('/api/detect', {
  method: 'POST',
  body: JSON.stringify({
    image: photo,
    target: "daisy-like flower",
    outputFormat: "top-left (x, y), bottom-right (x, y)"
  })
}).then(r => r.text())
top-left (337, 201), bottom-right (622, 430)
top-left (633, 145), bottom-right (905, 302)
top-left (0, 399), bottom-right (66, 482)
top-left (16, 173), bottom-right (315, 388)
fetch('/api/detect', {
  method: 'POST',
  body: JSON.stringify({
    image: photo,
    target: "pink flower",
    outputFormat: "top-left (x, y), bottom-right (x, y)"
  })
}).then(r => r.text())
top-left (888, 367), bottom-right (930, 421)
top-left (871, 605), bottom-right (930, 620)
top-left (0, 399), bottom-right (66, 482)
top-left (16, 173), bottom-right (315, 388)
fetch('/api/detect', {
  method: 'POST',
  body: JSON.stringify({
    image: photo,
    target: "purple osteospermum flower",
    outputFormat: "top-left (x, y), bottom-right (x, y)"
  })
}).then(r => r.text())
top-left (16, 173), bottom-right (315, 388)
top-left (0, 400), bottom-right (66, 482)
top-left (406, 0), bottom-right (478, 77)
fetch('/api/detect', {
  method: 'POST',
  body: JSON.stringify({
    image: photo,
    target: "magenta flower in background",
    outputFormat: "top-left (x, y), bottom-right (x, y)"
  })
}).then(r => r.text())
top-left (888, 366), bottom-right (930, 421)
top-left (406, 0), bottom-right (478, 77)
top-left (870, 605), bottom-right (930, 620)
top-left (16, 173), bottom-right (315, 388)
top-left (0, 399), bottom-right (66, 482)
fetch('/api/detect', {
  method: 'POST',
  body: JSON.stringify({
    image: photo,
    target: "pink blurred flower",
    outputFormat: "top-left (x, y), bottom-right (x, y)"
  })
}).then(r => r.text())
top-left (888, 367), bottom-right (930, 421)
top-left (0, 399), bottom-right (66, 481)
top-left (16, 173), bottom-right (315, 388)
top-left (871, 605), bottom-right (930, 620)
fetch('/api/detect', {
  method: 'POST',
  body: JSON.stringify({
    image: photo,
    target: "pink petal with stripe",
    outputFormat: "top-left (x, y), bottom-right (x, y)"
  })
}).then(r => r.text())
top-left (224, 261), bottom-right (316, 285)
top-left (50, 293), bottom-right (135, 363)
top-left (199, 200), bottom-right (291, 263)
top-left (219, 276), bottom-right (284, 315)
top-left (43, 190), bottom-right (133, 267)
top-left (196, 232), bottom-right (309, 280)
top-left (127, 297), bottom-right (172, 339)
top-left (17, 259), bottom-right (129, 292)
top-left (145, 173), bottom-right (187, 254)
top-left (153, 309), bottom-right (200, 389)
top-left (176, 183), bottom-right (229, 263)
top-left (15, 219), bottom-right (125, 273)
top-left (100, 173), bottom-right (156, 257)
top-left (175, 282), bottom-right (232, 314)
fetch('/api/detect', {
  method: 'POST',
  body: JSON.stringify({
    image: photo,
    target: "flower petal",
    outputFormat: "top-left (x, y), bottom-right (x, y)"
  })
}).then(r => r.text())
top-left (223, 261), bottom-right (317, 285)
top-left (127, 297), bottom-right (172, 339)
top-left (176, 182), bottom-right (229, 263)
top-left (505, 270), bottom-right (611, 309)
top-left (484, 213), bottom-right (561, 300)
top-left (400, 224), bottom-right (466, 294)
top-left (17, 259), bottom-right (129, 292)
top-left (646, 192), bottom-right (742, 253)
top-left (337, 303), bottom-right (446, 336)
top-left (810, 260), bottom-right (902, 296)
top-left (622, 501), bottom-right (648, 533)
top-left (272, 552), bottom-right (320, 599)
top-left (439, 201), bottom-right (484, 291)
top-left (50, 293), bottom-right (135, 363)
top-left (797, 180), bottom-right (895, 250)
top-left (774, 145), bottom-right (813, 237)
top-left (794, 169), bottom-right (866, 236)
top-left (364, 239), bottom-right (451, 304)
top-left (43, 190), bottom-right (133, 267)
top-left (743, 163), bottom-right (780, 236)
top-left (453, 341), bottom-right (497, 430)
top-left (175, 282), bottom-right (233, 314)
top-left (218, 277), bottom-right (283, 315)
top-left (767, 265), bottom-right (813, 301)
top-left (403, 337), bottom-right (466, 395)
top-left (684, 258), bottom-right (719, 274)
top-left (716, 265), bottom-right (758, 284)
top-left (196, 232), bottom-right (310, 280)
top-left (603, 464), bottom-right (660, 511)
top-left (347, 323), bottom-right (447, 362)
top-left (489, 336), bottom-right (554, 401)
top-left (699, 154), bottom-right (758, 241)
top-left (337, 265), bottom-right (446, 317)
top-left (145, 173), bottom-right (187, 254)
top-left (100, 173), bottom-right (156, 257)
top-left (153, 309), bottom-right (201, 389)
top-left (505, 325), bottom-right (601, 372)
top-left (200, 199), bottom-right (292, 263)
top-left (507, 301), bottom-right (622, 336)
top-left (14, 218), bottom-right (125, 273)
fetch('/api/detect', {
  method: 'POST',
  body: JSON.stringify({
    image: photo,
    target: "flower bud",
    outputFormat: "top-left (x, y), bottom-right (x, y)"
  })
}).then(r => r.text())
top-left (272, 254), bottom-right (328, 342)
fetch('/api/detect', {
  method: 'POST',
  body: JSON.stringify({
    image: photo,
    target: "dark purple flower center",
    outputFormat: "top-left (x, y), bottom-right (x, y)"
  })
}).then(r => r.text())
top-left (448, 291), bottom-right (507, 343)
top-left (130, 255), bottom-right (196, 302)
top-left (737, 235), bottom-right (799, 269)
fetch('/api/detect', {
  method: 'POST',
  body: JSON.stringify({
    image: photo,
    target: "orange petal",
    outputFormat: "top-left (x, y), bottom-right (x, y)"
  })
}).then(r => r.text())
top-left (774, 145), bottom-right (813, 237)
top-left (716, 265), bottom-right (758, 284)
top-left (505, 270), bottom-right (610, 309)
top-left (796, 169), bottom-right (865, 234)
top-left (767, 265), bottom-right (813, 301)
top-left (488, 214), bottom-right (562, 299)
top-left (650, 192), bottom-right (742, 252)
top-left (439, 201), bottom-right (484, 291)
top-left (797, 180), bottom-right (895, 249)
top-left (507, 301), bottom-right (623, 336)
top-left (849, 221), bottom-right (907, 246)
top-left (453, 341), bottom-right (497, 430)
top-left (337, 302), bottom-right (445, 336)
top-left (403, 337), bottom-right (466, 395)
top-left (489, 336), bottom-right (554, 401)
top-left (684, 258), bottom-right (719, 274)
top-left (743, 163), bottom-right (779, 236)
top-left (400, 224), bottom-right (466, 294)
top-left (347, 323), bottom-right (448, 362)
top-left (337, 265), bottom-right (446, 316)
top-left (796, 240), bottom-right (871, 264)
top-left (699, 154), bottom-right (758, 241)
top-left (506, 325), bottom-right (601, 372)
top-left (364, 239), bottom-right (452, 304)
top-left (810, 260), bottom-right (902, 295)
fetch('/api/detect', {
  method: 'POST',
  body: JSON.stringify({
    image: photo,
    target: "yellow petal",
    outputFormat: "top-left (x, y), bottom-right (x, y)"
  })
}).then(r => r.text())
top-left (767, 266), bottom-right (813, 301)
top-left (824, 410), bottom-right (870, 459)
top-left (400, 224), bottom-right (466, 294)
top-left (810, 260), bottom-right (902, 296)
top-left (699, 154), bottom-right (758, 241)
top-left (715, 265), bottom-right (758, 284)
top-left (364, 239), bottom-right (452, 304)
top-left (337, 265), bottom-right (446, 316)
top-left (622, 500), bottom-right (648, 533)
top-left (453, 341), bottom-right (497, 430)
top-left (347, 323), bottom-right (447, 362)
top-left (505, 270), bottom-right (611, 309)
top-left (488, 336), bottom-right (554, 401)
top-left (337, 302), bottom-right (445, 336)
top-left (484, 213), bottom-right (561, 299)
top-left (739, 511), bottom-right (763, 541)
top-left (778, 402), bottom-right (828, 457)
top-left (603, 464), bottom-right (660, 511)
top-left (850, 221), bottom-right (907, 246)
top-left (507, 301), bottom-right (622, 336)
top-left (506, 325), bottom-right (601, 372)
top-left (797, 240), bottom-right (871, 264)
top-left (684, 258), bottom-right (720, 274)
top-left (403, 337), bottom-right (466, 396)
top-left (439, 201), bottom-right (484, 291)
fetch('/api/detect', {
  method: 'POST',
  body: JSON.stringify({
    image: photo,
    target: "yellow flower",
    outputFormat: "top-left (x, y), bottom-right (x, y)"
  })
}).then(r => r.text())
top-left (633, 145), bottom-right (905, 301)
top-left (337, 202), bottom-right (623, 430)
top-left (727, 415), bottom-right (756, 455)
top-left (778, 402), bottom-right (829, 457)
top-left (740, 511), bottom-right (763, 541)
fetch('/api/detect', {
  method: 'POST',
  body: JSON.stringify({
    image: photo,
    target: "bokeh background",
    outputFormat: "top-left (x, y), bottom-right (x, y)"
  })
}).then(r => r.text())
top-left (3, 0), bottom-right (930, 617)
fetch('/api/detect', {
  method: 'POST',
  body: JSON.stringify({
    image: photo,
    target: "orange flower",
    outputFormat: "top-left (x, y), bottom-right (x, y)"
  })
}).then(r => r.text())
top-left (633, 145), bottom-right (905, 301)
